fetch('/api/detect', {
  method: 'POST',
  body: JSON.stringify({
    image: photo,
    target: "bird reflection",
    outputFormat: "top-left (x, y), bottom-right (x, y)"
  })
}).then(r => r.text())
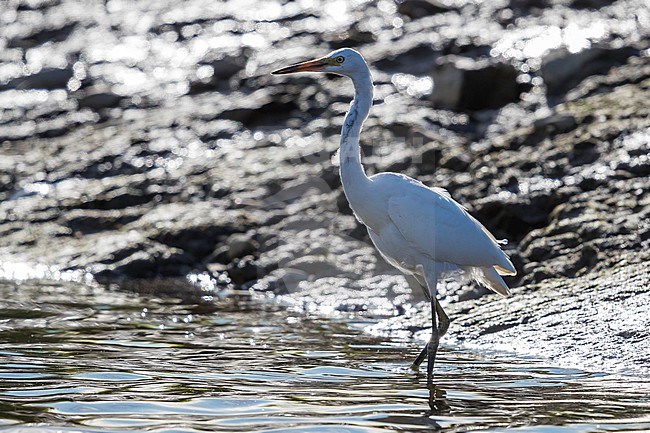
top-left (427, 383), bottom-right (451, 414)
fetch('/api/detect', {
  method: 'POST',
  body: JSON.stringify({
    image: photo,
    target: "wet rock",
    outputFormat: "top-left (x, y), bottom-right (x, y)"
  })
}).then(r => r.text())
top-left (285, 255), bottom-right (346, 278)
top-left (189, 54), bottom-right (247, 93)
top-left (396, 0), bottom-right (454, 19)
top-left (211, 232), bottom-right (259, 263)
top-left (430, 56), bottom-right (520, 111)
top-left (94, 242), bottom-right (200, 281)
top-left (63, 209), bottom-right (143, 234)
top-left (0, 0), bottom-right (649, 376)
top-left (2, 67), bottom-right (73, 90)
top-left (212, 54), bottom-right (246, 80)
top-left (373, 43), bottom-right (438, 75)
top-left (7, 22), bottom-right (78, 49)
top-left (445, 257), bottom-right (650, 375)
top-left (568, 138), bottom-right (599, 166)
top-left (247, 268), bottom-right (311, 294)
top-left (439, 149), bottom-right (471, 172)
top-left (326, 24), bottom-right (377, 49)
top-left (76, 87), bottom-right (125, 110)
top-left (226, 255), bottom-right (265, 285)
top-left (570, 0), bottom-right (617, 9)
top-left (508, 0), bottom-right (548, 13)
top-left (540, 46), bottom-right (639, 96)
top-left (132, 202), bottom-right (258, 261)
top-left (533, 115), bottom-right (577, 135)
top-left (218, 90), bottom-right (299, 127)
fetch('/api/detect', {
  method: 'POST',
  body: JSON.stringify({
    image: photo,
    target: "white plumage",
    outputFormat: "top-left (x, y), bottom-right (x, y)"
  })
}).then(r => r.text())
top-left (369, 172), bottom-right (516, 295)
top-left (273, 47), bottom-right (516, 382)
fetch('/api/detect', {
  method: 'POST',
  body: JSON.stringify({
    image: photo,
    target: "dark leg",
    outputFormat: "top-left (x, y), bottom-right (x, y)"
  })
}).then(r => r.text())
top-left (426, 298), bottom-right (438, 381)
top-left (436, 299), bottom-right (450, 337)
top-left (411, 299), bottom-right (450, 371)
top-left (410, 346), bottom-right (427, 371)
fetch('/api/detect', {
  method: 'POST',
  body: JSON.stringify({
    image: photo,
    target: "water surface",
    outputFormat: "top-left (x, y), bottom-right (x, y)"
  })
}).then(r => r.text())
top-left (0, 280), bottom-right (649, 432)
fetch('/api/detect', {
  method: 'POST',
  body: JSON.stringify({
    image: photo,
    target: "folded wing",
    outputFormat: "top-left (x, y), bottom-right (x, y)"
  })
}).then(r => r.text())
top-left (387, 180), bottom-right (516, 278)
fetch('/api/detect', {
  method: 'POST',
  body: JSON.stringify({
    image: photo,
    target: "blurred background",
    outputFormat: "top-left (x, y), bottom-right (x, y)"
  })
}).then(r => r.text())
top-left (0, 0), bottom-right (650, 430)
top-left (0, 0), bottom-right (649, 370)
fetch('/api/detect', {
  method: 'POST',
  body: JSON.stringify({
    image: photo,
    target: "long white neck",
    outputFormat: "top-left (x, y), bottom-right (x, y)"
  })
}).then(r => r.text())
top-left (339, 70), bottom-right (373, 203)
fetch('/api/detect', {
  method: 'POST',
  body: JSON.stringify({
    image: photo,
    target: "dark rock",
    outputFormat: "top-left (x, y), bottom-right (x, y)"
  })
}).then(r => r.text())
top-left (568, 138), bottom-right (599, 166)
top-left (326, 24), bottom-right (377, 50)
top-left (533, 115), bottom-right (577, 135)
top-left (430, 56), bottom-right (520, 111)
top-left (573, 244), bottom-right (599, 275)
top-left (2, 67), bottom-right (73, 90)
top-left (94, 244), bottom-right (200, 281)
top-left (212, 54), bottom-right (246, 80)
top-left (570, 0), bottom-right (617, 8)
top-left (509, 0), bottom-right (548, 12)
top-left (226, 255), bottom-right (265, 285)
top-left (444, 42), bottom-right (493, 58)
top-left (133, 203), bottom-right (257, 262)
top-left (374, 43), bottom-right (438, 75)
top-left (221, 99), bottom-right (299, 128)
top-left (7, 22), bottom-right (77, 49)
top-left (189, 55), bottom-right (246, 93)
top-left (227, 233), bottom-right (258, 258)
top-left (63, 209), bottom-right (143, 234)
top-left (615, 155), bottom-right (650, 177)
top-left (151, 222), bottom-right (236, 261)
top-left (540, 46), bottom-right (639, 96)
top-left (396, 0), bottom-right (454, 19)
top-left (76, 189), bottom-right (157, 210)
top-left (439, 151), bottom-right (471, 172)
top-left (420, 145), bottom-right (442, 168)
top-left (471, 186), bottom-right (571, 243)
top-left (211, 232), bottom-right (259, 263)
top-left (77, 88), bottom-right (125, 110)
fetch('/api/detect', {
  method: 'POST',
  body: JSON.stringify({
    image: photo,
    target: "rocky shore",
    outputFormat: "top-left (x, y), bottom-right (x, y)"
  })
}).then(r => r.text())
top-left (1, 0), bottom-right (648, 374)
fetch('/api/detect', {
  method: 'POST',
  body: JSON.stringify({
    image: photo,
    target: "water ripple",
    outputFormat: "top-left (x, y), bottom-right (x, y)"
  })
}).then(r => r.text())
top-left (0, 280), bottom-right (649, 432)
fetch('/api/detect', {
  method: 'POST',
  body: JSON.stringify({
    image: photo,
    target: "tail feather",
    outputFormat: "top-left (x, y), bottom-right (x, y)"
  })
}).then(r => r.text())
top-left (493, 245), bottom-right (516, 276)
top-left (475, 218), bottom-right (517, 276)
top-left (495, 262), bottom-right (516, 276)
top-left (470, 266), bottom-right (511, 296)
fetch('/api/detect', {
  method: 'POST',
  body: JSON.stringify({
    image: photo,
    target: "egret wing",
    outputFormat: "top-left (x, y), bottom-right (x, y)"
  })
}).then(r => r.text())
top-left (387, 182), bottom-right (512, 270)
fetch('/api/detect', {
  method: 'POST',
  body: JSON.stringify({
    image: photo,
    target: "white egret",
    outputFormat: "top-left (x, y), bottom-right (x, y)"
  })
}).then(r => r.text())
top-left (272, 48), bottom-right (516, 381)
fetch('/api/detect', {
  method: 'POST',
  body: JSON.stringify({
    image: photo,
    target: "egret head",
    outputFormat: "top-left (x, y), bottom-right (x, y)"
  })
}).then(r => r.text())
top-left (272, 48), bottom-right (368, 79)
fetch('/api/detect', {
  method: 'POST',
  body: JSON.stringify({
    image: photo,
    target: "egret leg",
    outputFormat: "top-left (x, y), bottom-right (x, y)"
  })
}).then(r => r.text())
top-left (437, 299), bottom-right (450, 337)
top-left (410, 345), bottom-right (427, 371)
top-left (410, 300), bottom-right (450, 371)
top-left (426, 298), bottom-right (438, 381)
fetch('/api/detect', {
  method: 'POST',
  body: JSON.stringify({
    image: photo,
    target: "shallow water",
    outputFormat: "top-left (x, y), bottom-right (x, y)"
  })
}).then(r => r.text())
top-left (1, 280), bottom-right (649, 433)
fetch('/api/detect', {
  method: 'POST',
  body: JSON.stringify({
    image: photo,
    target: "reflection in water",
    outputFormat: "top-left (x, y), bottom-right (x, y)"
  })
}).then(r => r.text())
top-left (0, 280), bottom-right (649, 432)
top-left (427, 384), bottom-right (450, 415)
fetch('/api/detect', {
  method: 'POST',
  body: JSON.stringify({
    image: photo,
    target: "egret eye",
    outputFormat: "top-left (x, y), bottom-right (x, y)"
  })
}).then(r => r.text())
top-left (336, 56), bottom-right (345, 64)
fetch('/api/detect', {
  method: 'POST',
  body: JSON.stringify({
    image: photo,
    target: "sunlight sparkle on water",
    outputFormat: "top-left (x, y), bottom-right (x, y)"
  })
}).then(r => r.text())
top-left (0, 262), bottom-right (90, 283)
top-left (1, 280), bottom-right (650, 431)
